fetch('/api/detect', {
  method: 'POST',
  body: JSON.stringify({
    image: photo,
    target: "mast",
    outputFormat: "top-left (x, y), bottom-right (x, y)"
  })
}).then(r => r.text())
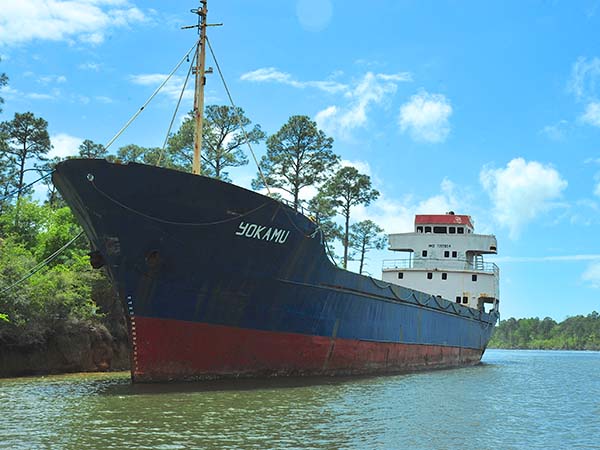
top-left (192, 1), bottom-right (208, 175)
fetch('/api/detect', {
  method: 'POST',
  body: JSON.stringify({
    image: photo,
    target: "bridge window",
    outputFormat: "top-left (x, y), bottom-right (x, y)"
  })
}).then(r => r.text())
top-left (422, 250), bottom-right (428, 257)
top-left (472, 274), bottom-right (478, 282)
top-left (424, 226), bottom-right (432, 233)
top-left (417, 226), bottom-right (423, 233)
top-left (456, 296), bottom-right (461, 303)
top-left (462, 296), bottom-right (468, 304)
top-left (433, 226), bottom-right (447, 234)
top-left (444, 250), bottom-right (450, 257)
top-left (398, 272), bottom-right (404, 279)
top-left (457, 227), bottom-right (464, 234)
top-left (449, 227), bottom-right (456, 234)
top-left (427, 272), bottom-right (433, 280)
top-left (442, 273), bottom-right (447, 280)
top-left (452, 251), bottom-right (457, 258)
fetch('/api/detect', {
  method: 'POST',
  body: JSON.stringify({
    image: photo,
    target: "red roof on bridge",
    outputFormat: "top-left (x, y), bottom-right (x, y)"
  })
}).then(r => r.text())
top-left (415, 214), bottom-right (473, 229)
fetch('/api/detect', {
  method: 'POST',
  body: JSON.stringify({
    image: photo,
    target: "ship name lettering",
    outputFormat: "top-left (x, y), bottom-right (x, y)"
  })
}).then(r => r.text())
top-left (235, 221), bottom-right (289, 244)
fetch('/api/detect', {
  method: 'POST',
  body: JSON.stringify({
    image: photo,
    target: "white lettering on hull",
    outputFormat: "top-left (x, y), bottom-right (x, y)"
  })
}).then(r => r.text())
top-left (235, 221), bottom-right (290, 244)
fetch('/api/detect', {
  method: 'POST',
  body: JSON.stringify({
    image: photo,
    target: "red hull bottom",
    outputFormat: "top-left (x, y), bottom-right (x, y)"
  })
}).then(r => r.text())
top-left (130, 317), bottom-right (484, 382)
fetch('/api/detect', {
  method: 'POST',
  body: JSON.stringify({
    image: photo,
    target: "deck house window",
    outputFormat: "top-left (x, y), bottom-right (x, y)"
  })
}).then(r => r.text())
top-left (449, 227), bottom-right (456, 234)
top-left (398, 272), bottom-right (404, 279)
top-left (462, 296), bottom-right (468, 304)
top-left (427, 272), bottom-right (433, 280)
top-left (456, 296), bottom-right (461, 303)
top-left (452, 251), bottom-right (457, 258)
top-left (444, 250), bottom-right (450, 258)
top-left (442, 273), bottom-right (447, 280)
top-left (433, 226), bottom-right (447, 234)
top-left (457, 227), bottom-right (464, 234)
top-left (417, 226), bottom-right (423, 233)
top-left (424, 226), bottom-right (432, 233)
top-left (422, 250), bottom-right (428, 257)
top-left (472, 274), bottom-right (478, 282)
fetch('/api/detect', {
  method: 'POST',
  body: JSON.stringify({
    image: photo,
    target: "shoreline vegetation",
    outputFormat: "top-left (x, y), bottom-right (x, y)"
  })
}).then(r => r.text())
top-left (1, 70), bottom-right (387, 377)
top-left (488, 313), bottom-right (600, 350)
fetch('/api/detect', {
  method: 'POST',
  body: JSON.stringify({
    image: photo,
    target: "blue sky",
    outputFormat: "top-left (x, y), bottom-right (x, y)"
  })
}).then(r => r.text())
top-left (1, 0), bottom-right (599, 320)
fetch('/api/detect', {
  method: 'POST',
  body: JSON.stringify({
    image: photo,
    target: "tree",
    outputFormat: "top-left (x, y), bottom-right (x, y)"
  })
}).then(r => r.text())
top-left (116, 144), bottom-right (165, 166)
top-left (0, 155), bottom-right (18, 212)
top-left (252, 115), bottom-right (337, 209)
top-left (308, 193), bottom-right (343, 263)
top-left (169, 105), bottom-right (265, 180)
top-left (78, 139), bottom-right (107, 159)
top-left (321, 166), bottom-right (379, 269)
top-left (349, 220), bottom-right (387, 274)
top-left (37, 156), bottom-right (65, 208)
top-left (0, 58), bottom-right (7, 114)
top-left (0, 112), bottom-right (51, 203)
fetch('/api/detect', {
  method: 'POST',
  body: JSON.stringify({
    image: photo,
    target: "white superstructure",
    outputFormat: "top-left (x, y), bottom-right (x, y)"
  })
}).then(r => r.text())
top-left (382, 212), bottom-right (499, 311)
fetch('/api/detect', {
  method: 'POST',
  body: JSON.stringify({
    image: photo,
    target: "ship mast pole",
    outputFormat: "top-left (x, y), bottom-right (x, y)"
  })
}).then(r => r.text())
top-left (192, 0), bottom-right (208, 175)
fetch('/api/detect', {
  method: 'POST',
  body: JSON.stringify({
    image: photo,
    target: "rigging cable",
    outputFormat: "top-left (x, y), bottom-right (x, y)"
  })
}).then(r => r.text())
top-left (89, 178), bottom-right (270, 226)
top-left (0, 170), bottom-right (54, 204)
top-left (157, 49), bottom-right (196, 167)
top-left (205, 36), bottom-right (272, 195)
top-left (103, 39), bottom-right (200, 152)
top-left (0, 231), bottom-right (84, 296)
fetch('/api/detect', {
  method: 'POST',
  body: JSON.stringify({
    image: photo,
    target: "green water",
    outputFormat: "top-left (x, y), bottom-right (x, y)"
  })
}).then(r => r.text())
top-left (1, 350), bottom-right (599, 449)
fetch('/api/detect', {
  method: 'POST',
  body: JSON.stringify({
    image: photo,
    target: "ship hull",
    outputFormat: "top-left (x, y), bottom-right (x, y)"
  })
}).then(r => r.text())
top-left (53, 159), bottom-right (498, 382)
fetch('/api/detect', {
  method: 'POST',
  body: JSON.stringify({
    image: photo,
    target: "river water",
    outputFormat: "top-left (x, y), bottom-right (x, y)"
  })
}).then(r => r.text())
top-left (1, 350), bottom-right (598, 449)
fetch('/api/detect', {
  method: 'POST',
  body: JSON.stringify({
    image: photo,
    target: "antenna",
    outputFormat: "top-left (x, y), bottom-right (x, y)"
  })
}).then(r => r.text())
top-left (182, 1), bottom-right (222, 175)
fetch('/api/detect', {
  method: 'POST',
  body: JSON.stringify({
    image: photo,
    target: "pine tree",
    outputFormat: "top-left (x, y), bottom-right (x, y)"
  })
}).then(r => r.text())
top-left (253, 115), bottom-right (337, 209)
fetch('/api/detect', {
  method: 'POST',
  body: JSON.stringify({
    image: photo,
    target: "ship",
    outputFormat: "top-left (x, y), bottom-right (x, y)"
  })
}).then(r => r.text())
top-left (52, 2), bottom-right (499, 382)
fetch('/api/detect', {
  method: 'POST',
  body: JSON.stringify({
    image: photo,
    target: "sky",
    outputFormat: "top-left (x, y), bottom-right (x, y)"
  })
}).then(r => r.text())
top-left (1, 0), bottom-right (599, 321)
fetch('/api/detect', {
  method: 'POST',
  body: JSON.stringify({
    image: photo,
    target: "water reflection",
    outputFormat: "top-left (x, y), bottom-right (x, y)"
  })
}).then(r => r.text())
top-left (1, 351), bottom-right (599, 449)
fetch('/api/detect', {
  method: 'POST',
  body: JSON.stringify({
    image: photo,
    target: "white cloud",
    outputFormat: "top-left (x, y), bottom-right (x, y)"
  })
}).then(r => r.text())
top-left (0, 0), bottom-right (147, 47)
top-left (340, 159), bottom-right (371, 176)
top-left (79, 62), bottom-right (102, 71)
top-left (50, 133), bottom-right (83, 158)
top-left (129, 73), bottom-right (194, 102)
top-left (494, 254), bottom-right (600, 263)
top-left (581, 101), bottom-right (600, 127)
top-left (398, 90), bottom-right (452, 143)
top-left (316, 72), bottom-right (410, 138)
top-left (568, 57), bottom-right (600, 101)
top-left (480, 158), bottom-right (568, 239)
top-left (582, 261), bottom-right (600, 288)
top-left (540, 120), bottom-right (568, 140)
top-left (352, 178), bottom-right (465, 235)
top-left (241, 68), bottom-right (411, 139)
top-left (240, 67), bottom-right (348, 94)
top-left (0, 84), bottom-right (56, 101)
top-left (95, 95), bottom-right (113, 104)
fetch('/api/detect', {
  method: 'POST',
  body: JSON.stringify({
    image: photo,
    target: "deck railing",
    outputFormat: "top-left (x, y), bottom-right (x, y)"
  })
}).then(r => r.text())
top-left (382, 258), bottom-right (499, 275)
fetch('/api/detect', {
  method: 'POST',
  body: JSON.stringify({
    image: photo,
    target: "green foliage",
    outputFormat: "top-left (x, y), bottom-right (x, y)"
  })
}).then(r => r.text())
top-left (489, 313), bottom-right (600, 350)
top-left (349, 220), bottom-right (387, 275)
top-left (36, 156), bottom-right (65, 207)
top-left (253, 115), bottom-right (337, 209)
top-left (169, 106), bottom-right (264, 181)
top-left (308, 193), bottom-right (343, 263)
top-left (320, 166), bottom-right (379, 269)
top-left (0, 57), bottom-right (7, 114)
top-left (78, 139), bottom-right (107, 159)
top-left (0, 200), bottom-right (102, 346)
top-left (0, 112), bottom-right (51, 202)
